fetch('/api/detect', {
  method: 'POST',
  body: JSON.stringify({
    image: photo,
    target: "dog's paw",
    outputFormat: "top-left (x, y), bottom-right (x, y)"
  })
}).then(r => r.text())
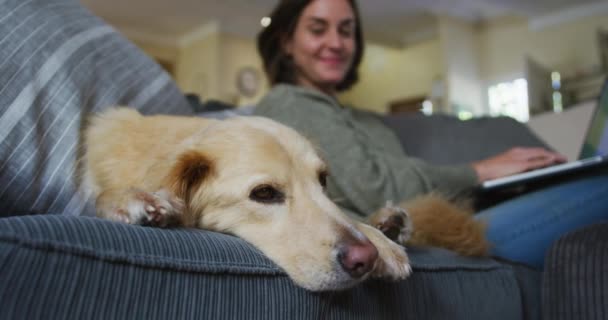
top-left (372, 237), bottom-right (412, 281)
top-left (369, 201), bottom-right (413, 246)
top-left (126, 189), bottom-right (185, 227)
top-left (357, 224), bottom-right (411, 281)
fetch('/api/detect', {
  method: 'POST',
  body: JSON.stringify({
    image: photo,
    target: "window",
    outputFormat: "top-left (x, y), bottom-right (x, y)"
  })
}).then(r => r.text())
top-left (551, 71), bottom-right (563, 113)
top-left (488, 78), bottom-right (529, 122)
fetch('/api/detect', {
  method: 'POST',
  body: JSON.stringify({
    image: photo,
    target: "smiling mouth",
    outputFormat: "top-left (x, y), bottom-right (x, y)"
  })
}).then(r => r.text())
top-left (320, 58), bottom-right (345, 65)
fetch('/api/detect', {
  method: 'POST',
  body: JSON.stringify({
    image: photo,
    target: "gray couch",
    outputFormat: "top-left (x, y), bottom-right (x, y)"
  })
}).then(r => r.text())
top-left (0, 0), bottom-right (605, 319)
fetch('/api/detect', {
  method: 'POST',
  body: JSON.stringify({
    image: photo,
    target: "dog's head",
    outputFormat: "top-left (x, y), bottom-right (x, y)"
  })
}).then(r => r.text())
top-left (164, 116), bottom-right (379, 291)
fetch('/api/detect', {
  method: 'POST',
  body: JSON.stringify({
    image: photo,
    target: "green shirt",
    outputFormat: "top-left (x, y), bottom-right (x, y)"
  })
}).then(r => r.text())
top-left (254, 84), bottom-right (478, 217)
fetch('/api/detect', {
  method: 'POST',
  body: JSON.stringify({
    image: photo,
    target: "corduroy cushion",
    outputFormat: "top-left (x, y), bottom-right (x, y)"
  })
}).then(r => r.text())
top-left (0, 0), bottom-right (193, 217)
top-left (542, 223), bottom-right (608, 320)
top-left (0, 215), bottom-right (539, 320)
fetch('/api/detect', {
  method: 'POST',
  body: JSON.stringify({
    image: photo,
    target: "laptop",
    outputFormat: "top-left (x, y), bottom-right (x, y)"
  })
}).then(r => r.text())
top-left (480, 81), bottom-right (608, 192)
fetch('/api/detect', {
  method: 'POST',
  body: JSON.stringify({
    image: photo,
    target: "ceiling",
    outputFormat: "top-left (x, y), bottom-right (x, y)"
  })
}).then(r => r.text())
top-left (80, 0), bottom-right (606, 47)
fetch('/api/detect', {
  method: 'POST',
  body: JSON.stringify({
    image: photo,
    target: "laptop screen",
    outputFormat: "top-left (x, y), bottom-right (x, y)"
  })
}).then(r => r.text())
top-left (580, 80), bottom-right (608, 158)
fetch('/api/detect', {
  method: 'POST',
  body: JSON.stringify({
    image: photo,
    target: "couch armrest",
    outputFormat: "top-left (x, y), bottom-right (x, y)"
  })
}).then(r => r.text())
top-left (542, 222), bottom-right (608, 320)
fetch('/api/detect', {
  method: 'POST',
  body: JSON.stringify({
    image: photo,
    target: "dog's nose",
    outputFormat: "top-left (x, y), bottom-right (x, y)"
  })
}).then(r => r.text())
top-left (338, 239), bottom-right (378, 278)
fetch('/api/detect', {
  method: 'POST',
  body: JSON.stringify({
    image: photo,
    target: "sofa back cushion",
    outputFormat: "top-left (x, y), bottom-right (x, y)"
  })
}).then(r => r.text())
top-left (384, 113), bottom-right (552, 165)
top-left (0, 0), bottom-right (193, 217)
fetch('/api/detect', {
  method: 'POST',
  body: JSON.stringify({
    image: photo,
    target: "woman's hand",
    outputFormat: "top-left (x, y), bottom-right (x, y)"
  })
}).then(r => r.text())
top-left (471, 147), bottom-right (567, 182)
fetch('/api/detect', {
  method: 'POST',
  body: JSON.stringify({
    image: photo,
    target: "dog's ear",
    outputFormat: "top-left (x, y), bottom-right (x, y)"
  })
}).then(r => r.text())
top-left (165, 150), bottom-right (213, 206)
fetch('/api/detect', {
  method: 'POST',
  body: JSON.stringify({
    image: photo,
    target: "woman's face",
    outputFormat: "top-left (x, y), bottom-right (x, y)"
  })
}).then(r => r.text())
top-left (284, 0), bottom-right (356, 95)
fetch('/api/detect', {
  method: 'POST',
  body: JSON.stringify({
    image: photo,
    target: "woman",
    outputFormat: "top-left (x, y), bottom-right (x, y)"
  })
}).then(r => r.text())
top-left (253, 0), bottom-right (608, 268)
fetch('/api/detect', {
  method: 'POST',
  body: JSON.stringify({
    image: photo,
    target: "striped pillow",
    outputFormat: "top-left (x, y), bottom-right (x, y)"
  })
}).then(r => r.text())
top-left (0, 0), bottom-right (193, 217)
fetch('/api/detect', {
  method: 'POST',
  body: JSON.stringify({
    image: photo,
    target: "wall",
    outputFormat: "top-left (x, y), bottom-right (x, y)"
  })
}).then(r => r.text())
top-left (131, 30), bottom-right (267, 107)
top-left (219, 34), bottom-right (269, 106)
top-left (132, 40), bottom-right (178, 65)
top-left (438, 17), bottom-right (485, 115)
top-left (341, 13), bottom-right (608, 115)
top-left (344, 12), bottom-right (608, 115)
top-left (174, 31), bottom-right (221, 102)
top-left (479, 14), bottom-right (608, 83)
top-left (339, 39), bottom-right (442, 113)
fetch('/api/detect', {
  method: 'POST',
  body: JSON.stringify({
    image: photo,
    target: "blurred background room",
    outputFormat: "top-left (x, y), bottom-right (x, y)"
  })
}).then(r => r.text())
top-left (80, 0), bottom-right (608, 158)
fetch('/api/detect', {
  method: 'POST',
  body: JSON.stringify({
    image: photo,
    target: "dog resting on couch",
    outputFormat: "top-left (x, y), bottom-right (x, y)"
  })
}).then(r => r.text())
top-left (82, 107), bottom-right (488, 291)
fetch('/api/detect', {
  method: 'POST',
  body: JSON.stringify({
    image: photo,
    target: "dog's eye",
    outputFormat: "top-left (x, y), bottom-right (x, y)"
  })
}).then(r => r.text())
top-left (318, 171), bottom-right (328, 188)
top-left (250, 185), bottom-right (285, 204)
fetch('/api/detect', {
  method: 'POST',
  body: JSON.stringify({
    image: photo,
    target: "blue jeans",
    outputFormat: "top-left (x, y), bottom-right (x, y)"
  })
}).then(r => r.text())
top-left (475, 174), bottom-right (608, 269)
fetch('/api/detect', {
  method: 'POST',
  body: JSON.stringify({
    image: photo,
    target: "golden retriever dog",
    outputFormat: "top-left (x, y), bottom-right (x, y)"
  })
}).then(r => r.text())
top-left (82, 107), bottom-right (488, 291)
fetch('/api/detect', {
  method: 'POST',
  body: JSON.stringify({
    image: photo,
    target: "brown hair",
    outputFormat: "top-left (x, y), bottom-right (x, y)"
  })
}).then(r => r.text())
top-left (256, 0), bottom-right (364, 92)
